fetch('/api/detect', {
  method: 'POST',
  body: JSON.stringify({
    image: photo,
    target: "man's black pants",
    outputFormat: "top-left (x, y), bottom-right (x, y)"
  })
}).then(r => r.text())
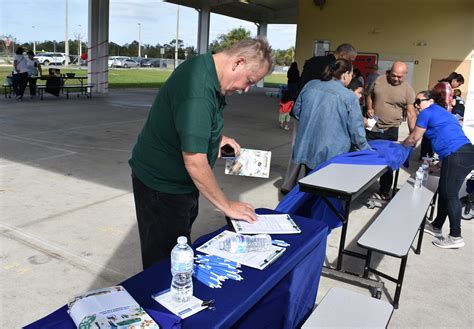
top-left (132, 174), bottom-right (199, 269)
top-left (12, 72), bottom-right (28, 98)
top-left (366, 127), bottom-right (399, 194)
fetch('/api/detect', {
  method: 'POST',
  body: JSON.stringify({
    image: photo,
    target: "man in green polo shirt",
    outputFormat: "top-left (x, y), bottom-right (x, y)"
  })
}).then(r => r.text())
top-left (129, 38), bottom-right (273, 269)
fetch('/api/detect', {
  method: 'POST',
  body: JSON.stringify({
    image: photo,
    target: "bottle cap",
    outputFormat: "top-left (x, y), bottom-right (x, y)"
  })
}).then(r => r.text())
top-left (177, 236), bottom-right (187, 244)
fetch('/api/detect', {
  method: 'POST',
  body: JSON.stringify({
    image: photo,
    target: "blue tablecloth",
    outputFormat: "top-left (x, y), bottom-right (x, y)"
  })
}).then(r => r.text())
top-left (276, 140), bottom-right (412, 230)
top-left (25, 209), bottom-right (328, 329)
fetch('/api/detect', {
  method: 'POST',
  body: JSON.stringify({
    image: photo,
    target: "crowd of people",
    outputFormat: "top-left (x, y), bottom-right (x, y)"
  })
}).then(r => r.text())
top-left (279, 42), bottom-right (472, 249)
top-left (127, 38), bottom-right (471, 273)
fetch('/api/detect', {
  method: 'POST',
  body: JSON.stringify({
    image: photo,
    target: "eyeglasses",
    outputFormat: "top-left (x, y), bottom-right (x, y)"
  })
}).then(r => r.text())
top-left (414, 98), bottom-right (430, 106)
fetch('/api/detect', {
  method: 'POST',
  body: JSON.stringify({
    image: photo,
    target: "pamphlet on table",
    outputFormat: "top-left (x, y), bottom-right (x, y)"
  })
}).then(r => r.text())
top-left (225, 148), bottom-right (271, 178)
top-left (152, 290), bottom-right (207, 319)
top-left (67, 285), bottom-right (159, 328)
top-left (197, 230), bottom-right (285, 270)
top-left (231, 214), bottom-right (301, 234)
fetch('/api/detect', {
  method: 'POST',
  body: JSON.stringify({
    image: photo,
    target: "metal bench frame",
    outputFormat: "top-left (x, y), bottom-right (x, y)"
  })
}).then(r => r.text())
top-left (358, 175), bottom-right (439, 308)
top-left (37, 84), bottom-right (94, 100)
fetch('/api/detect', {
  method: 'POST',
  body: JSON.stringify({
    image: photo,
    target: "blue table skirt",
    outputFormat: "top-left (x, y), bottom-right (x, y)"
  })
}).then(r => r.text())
top-left (276, 140), bottom-right (412, 230)
top-left (25, 209), bottom-right (328, 329)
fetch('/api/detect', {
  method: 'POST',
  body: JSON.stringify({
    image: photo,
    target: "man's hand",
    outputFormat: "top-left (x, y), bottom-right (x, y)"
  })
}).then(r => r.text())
top-left (219, 135), bottom-right (241, 157)
top-left (225, 201), bottom-right (257, 223)
top-left (183, 152), bottom-right (256, 222)
top-left (367, 108), bottom-right (375, 118)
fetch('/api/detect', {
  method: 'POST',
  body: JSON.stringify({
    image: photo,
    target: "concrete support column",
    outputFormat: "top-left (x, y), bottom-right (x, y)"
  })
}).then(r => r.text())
top-left (197, 3), bottom-right (210, 54)
top-left (256, 22), bottom-right (268, 88)
top-left (88, 0), bottom-right (109, 94)
top-left (88, 0), bottom-right (99, 91)
top-left (98, 0), bottom-right (109, 93)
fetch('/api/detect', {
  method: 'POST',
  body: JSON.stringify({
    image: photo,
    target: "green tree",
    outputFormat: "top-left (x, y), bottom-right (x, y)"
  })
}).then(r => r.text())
top-left (273, 47), bottom-right (294, 66)
top-left (209, 27), bottom-right (251, 52)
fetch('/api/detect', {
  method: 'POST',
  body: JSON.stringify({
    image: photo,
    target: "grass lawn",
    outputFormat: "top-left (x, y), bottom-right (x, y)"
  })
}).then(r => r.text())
top-left (1, 66), bottom-right (286, 93)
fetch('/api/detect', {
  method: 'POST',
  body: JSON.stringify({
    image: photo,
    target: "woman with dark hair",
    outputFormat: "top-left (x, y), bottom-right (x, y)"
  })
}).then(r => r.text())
top-left (403, 89), bottom-right (474, 249)
top-left (435, 72), bottom-right (464, 112)
top-left (292, 59), bottom-right (370, 175)
top-left (287, 62), bottom-right (300, 100)
top-left (420, 72), bottom-right (465, 159)
top-left (12, 47), bottom-right (29, 100)
top-left (438, 72), bottom-right (464, 86)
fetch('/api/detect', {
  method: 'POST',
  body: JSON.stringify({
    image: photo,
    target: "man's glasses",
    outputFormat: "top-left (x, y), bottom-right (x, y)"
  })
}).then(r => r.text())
top-left (414, 98), bottom-right (430, 106)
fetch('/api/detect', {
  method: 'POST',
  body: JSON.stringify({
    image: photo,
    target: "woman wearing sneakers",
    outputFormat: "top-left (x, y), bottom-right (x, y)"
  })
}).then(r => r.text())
top-left (402, 89), bottom-right (474, 249)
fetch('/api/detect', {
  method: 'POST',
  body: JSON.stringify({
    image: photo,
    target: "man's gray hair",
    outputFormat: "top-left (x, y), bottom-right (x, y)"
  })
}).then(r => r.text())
top-left (335, 43), bottom-right (357, 56)
top-left (221, 37), bottom-right (273, 72)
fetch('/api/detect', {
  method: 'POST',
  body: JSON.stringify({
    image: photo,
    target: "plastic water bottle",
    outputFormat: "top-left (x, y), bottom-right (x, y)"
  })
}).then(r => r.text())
top-left (414, 168), bottom-right (423, 189)
top-left (170, 236), bottom-right (194, 303)
top-left (421, 163), bottom-right (429, 182)
top-left (219, 234), bottom-right (272, 253)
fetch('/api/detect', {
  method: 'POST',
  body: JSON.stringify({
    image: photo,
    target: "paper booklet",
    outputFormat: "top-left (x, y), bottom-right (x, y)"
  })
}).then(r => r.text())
top-left (196, 230), bottom-right (285, 270)
top-left (231, 214), bottom-right (301, 234)
top-left (67, 285), bottom-right (159, 328)
top-left (366, 116), bottom-right (379, 131)
top-left (225, 148), bottom-right (271, 178)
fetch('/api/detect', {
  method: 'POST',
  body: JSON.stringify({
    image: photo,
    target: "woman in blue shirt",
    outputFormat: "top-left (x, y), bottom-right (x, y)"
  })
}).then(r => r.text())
top-left (403, 89), bottom-right (474, 249)
top-left (292, 59), bottom-right (370, 175)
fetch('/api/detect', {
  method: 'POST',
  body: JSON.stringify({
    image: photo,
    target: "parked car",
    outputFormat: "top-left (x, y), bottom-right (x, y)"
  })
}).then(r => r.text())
top-left (141, 59), bottom-right (161, 67)
top-left (111, 58), bottom-right (139, 68)
top-left (138, 58), bottom-right (152, 67)
top-left (108, 56), bottom-right (131, 67)
top-left (35, 52), bottom-right (69, 65)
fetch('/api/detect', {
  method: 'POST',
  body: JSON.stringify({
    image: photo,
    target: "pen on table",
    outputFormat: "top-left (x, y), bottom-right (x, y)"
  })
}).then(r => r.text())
top-left (272, 239), bottom-right (290, 247)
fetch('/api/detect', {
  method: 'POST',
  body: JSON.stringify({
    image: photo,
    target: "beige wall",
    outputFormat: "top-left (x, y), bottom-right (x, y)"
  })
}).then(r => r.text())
top-left (295, 0), bottom-right (474, 93)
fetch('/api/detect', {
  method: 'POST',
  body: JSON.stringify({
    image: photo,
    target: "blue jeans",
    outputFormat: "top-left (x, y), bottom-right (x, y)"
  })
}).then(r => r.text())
top-left (432, 143), bottom-right (474, 237)
top-left (132, 174), bottom-right (199, 269)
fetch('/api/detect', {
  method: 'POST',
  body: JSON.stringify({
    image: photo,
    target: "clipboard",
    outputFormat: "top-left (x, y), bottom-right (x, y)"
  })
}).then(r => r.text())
top-left (196, 230), bottom-right (285, 270)
top-left (230, 214), bottom-right (301, 234)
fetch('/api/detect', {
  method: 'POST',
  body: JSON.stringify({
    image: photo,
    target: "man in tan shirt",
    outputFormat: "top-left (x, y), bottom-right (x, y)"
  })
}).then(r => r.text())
top-left (366, 61), bottom-right (416, 199)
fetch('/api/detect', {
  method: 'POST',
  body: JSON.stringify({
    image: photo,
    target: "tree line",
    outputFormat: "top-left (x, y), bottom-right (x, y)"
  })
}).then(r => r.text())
top-left (4, 28), bottom-right (294, 65)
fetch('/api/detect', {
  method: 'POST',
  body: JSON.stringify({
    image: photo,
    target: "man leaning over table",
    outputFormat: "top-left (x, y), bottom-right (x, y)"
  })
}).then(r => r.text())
top-left (129, 38), bottom-right (273, 269)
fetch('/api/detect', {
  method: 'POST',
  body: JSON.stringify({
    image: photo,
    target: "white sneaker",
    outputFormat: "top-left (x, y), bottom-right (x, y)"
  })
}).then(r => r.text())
top-left (424, 222), bottom-right (442, 238)
top-left (433, 235), bottom-right (465, 249)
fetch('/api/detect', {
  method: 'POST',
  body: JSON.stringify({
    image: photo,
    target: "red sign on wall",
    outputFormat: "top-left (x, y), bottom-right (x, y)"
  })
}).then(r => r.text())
top-left (352, 53), bottom-right (379, 80)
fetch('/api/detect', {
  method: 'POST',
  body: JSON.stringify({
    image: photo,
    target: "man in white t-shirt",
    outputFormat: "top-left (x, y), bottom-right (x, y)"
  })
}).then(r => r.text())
top-left (12, 47), bottom-right (29, 100)
top-left (26, 50), bottom-right (42, 97)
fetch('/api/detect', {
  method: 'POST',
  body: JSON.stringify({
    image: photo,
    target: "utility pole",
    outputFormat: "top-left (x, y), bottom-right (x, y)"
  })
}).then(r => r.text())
top-left (32, 26), bottom-right (36, 53)
top-left (78, 24), bottom-right (82, 58)
top-left (174, 5), bottom-right (179, 69)
top-left (137, 23), bottom-right (141, 58)
top-left (65, 0), bottom-right (69, 64)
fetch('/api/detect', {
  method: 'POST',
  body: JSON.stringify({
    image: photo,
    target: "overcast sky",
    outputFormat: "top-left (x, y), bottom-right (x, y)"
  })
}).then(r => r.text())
top-left (1, 0), bottom-right (296, 50)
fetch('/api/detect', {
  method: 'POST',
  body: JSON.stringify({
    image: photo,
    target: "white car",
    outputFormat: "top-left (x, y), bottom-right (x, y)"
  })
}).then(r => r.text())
top-left (35, 52), bottom-right (69, 65)
top-left (112, 58), bottom-right (139, 68)
top-left (108, 56), bottom-right (131, 67)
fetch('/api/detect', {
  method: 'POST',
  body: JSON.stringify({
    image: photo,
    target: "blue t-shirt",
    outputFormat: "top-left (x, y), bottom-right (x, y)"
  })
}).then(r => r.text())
top-left (416, 103), bottom-right (470, 159)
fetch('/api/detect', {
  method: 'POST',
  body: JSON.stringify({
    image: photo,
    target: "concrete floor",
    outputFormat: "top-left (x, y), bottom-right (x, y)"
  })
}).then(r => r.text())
top-left (0, 88), bottom-right (472, 328)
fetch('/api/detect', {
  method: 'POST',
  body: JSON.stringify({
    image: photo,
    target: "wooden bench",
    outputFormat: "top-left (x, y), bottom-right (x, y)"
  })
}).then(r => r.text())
top-left (37, 84), bottom-right (94, 100)
top-left (357, 174), bottom-right (439, 309)
top-left (302, 287), bottom-right (394, 328)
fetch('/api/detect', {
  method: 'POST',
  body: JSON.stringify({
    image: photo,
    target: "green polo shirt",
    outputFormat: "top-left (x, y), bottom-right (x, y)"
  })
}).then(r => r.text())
top-left (129, 52), bottom-right (225, 193)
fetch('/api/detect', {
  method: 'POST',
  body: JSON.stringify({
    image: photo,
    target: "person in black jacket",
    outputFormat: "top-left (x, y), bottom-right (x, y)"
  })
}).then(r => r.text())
top-left (298, 43), bottom-right (357, 95)
top-left (286, 62), bottom-right (299, 100)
